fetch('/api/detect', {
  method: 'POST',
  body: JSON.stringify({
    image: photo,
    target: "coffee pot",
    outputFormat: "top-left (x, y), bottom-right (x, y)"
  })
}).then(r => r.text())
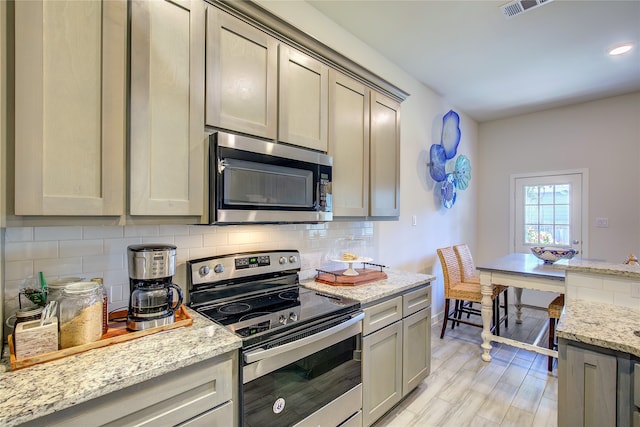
top-left (126, 244), bottom-right (184, 331)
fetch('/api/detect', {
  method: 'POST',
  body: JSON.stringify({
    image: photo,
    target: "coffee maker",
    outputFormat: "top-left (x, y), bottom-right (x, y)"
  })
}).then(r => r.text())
top-left (126, 244), bottom-right (184, 331)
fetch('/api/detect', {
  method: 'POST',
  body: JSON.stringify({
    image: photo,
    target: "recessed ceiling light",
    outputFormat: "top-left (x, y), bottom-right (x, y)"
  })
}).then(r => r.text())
top-left (609, 43), bottom-right (634, 56)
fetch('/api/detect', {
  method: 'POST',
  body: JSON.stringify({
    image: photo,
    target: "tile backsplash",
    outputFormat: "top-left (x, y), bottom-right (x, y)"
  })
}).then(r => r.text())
top-left (3, 222), bottom-right (374, 327)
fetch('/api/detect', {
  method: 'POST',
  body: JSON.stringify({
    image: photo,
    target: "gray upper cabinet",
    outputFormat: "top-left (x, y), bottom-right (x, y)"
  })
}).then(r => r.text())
top-left (206, 7), bottom-right (278, 140)
top-left (278, 45), bottom-right (329, 151)
top-left (329, 70), bottom-right (370, 217)
top-left (14, 0), bottom-right (126, 216)
top-left (370, 92), bottom-right (401, 217)
top-left (329, 72), bottom-right (400, 218)
top-left (129, 0), bottom-right (206, 218)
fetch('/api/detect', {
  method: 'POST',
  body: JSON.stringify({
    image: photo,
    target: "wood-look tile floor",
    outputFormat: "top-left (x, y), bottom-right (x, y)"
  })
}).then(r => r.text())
top-left (374, 304), bottom-right (558, 427)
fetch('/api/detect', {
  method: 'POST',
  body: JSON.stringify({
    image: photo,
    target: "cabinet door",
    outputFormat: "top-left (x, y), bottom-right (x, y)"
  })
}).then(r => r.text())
top-left (402, 308), bottom-right (431, 396)
top-left (14, 0), bottom-right (126, 215)
top-left (279, 45), bottom-right (329, 151)
top-left (130, 0), bottom-right (205, 217)
top-left (328, 70), bottom-right (369, 217)
top-left (206, 8), bottom-right (277, 139)
top-left (369, 92), bottom-right (400, 217)
top-left (563, 344), bottom-right (617, 427)
top-left (362, 321), bottom-right (403, 427)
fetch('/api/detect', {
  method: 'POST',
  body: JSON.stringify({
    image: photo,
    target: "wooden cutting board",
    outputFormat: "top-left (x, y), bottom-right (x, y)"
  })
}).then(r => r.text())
top-left (315, 269), bottom-right (387, 286)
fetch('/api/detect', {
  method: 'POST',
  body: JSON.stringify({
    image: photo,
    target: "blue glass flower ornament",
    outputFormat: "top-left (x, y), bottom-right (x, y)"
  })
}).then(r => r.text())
top-left (428, 144), bottom-right (447, 182)
top-left (441, 173), bottom-right (457, 209)
top-left (441, 110), bottom-right (461, 160)
top-left (454, 155), bottom-right (471, 190)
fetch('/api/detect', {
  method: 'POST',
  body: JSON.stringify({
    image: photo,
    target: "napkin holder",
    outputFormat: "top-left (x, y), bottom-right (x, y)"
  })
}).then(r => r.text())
top-left (13, 317), bottom-right (58, 360)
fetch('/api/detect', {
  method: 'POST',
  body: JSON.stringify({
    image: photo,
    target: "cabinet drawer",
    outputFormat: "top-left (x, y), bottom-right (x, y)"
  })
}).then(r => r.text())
top-left (179, 400), bottom-right (234, 427)
top-left (363, 296), bottom-right (402, 336)
top-left (402, 286), bottom-right (431, 317)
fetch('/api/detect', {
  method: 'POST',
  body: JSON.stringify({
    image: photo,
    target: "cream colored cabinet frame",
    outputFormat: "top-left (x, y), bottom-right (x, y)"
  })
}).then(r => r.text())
top-left (130, 0), bottom-right (205, 217)
top-left (278, 45), bottom-right (329, 152)
top-left (328, 70), bottom-right (370, 217)
top-left (369, 92), bottom-right (400, 217)
top-left (14, 0), bottom-right (126, 216)
top-left (206, 7), bottom-right (278, 139)
top-left (362, 319), bottom-right (403, 427)
top-left (402, 307), bottom-right (431, 397)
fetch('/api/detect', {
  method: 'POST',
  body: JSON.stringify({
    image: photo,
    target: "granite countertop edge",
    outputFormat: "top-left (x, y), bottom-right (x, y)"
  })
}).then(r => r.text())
top-left (557, 299), bottom-right (640, 358)
top-left (0, 308), bottom-right (241, 426)
top-left (301, 269), bottom-right (435, 305)
top-left (554, 259), bottom-right (640, 279)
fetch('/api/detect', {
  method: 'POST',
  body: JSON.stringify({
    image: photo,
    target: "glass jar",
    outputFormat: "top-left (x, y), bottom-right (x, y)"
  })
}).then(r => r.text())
top-left (90, 278), bottom-right (109, 335)
top-left (59, 282), bottom-right (103, 349)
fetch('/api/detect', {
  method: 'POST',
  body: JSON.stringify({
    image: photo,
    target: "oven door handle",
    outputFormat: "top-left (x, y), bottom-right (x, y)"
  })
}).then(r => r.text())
top-left (243, 312), bottom-right (364, 365)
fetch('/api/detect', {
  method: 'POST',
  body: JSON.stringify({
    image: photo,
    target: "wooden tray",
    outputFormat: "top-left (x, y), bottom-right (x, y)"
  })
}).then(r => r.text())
top-left (8, 305), bottom-right (192, 370)
top-left (315, 269), bottom-right (387, 286)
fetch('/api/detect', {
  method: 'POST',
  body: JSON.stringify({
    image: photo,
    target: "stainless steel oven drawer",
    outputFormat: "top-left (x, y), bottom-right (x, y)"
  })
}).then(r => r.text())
top-left (293, 384), bottom-right (362, 427)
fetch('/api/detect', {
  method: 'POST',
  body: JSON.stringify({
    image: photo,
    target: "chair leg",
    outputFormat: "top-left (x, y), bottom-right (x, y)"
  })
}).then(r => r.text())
top-left (440, 299), bottom-right (450, 339)
top-left (493, 295), bottom-right (500, 336)
top-left (548, 317), bottom-right (556, 371)
top-left (504, 289), bottom-right (509, 328)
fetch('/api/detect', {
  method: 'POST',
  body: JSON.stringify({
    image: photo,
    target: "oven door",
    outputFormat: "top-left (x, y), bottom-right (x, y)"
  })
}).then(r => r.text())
top-left (242, 313), bottom-right (363, 427)
top-left (210, 131), bottom-right (332, 224)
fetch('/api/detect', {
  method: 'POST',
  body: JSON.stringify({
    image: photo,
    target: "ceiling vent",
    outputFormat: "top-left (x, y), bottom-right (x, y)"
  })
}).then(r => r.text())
top-left (500, 0), bottom-right (554, 19)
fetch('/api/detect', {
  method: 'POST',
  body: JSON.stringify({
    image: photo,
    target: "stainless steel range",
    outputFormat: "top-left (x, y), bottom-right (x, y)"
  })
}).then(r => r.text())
top-left (187, 250), bottom-right (364, 427)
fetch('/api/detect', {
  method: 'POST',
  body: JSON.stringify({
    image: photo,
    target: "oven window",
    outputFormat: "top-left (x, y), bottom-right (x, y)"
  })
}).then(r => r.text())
top-left (243, 336), bottom-right (361, 427)
top-left (223, 159), bottom-right (313, 208)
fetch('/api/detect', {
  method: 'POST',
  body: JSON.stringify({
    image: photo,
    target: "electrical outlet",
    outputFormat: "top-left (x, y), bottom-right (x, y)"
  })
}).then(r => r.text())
top-left (595, 217), bottom-right (609, 228)
top-left (631, 282), bottom-right (640, 298)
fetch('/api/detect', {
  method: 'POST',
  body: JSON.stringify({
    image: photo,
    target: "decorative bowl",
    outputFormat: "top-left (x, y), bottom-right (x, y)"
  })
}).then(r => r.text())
top-left (530, 246), bottom-right (577, 264)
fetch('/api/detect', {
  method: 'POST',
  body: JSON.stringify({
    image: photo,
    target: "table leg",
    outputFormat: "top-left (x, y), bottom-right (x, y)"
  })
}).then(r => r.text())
top-left (479, 272), bottom-right (493, 362)
top-left (514, 288), bottom-right (523, 324)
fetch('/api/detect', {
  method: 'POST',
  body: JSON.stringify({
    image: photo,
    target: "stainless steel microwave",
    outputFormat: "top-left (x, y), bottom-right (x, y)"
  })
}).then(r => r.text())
top-left (209, 132), bottom-right (332, 224)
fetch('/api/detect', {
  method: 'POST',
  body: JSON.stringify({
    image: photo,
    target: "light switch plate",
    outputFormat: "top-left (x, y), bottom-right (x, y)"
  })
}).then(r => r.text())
top-left (595, 217), bottom-right (609, 228)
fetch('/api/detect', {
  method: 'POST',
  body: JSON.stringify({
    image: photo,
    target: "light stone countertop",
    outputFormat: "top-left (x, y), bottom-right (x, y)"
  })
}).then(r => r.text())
top-left (301, 269), bottom-right (435, 306)
top-left (557, 299), bottom-right (640, 358)
top-left (554, 258), bottom-right (640, 279)
top-left (0, 309), bottom-right (241, 427)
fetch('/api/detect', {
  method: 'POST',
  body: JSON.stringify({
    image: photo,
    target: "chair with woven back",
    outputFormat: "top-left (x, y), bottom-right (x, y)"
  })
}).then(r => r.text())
top-left (453, 244), bottom-right (509, 328)
top-left (437, 246), bottom-right (509, 339)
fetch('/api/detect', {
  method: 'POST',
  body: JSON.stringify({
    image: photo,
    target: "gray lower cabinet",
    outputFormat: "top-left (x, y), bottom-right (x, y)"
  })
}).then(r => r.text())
top-left (559, 338), bottom-right (634, 427)
top-left (362, 285), bottom-right (432, 427)
top-left (21, 352), bottom-right (237, 427)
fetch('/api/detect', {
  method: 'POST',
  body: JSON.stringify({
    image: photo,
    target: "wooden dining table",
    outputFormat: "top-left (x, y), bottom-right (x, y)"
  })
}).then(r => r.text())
top-left (476, 253), bottom-right (565, 362)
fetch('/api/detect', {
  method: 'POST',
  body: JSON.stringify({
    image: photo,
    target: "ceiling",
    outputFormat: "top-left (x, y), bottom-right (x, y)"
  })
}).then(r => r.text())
top-left (306, 0), bottom-right (640, 122)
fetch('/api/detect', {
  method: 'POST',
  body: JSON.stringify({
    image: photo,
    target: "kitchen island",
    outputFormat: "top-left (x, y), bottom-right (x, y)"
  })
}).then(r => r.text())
top-left (0, 309), bottom-right (241, 426)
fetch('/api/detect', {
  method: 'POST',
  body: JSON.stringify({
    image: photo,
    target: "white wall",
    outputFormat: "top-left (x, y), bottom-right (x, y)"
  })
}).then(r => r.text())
top-left (477, 92), bottom-right (640, 264)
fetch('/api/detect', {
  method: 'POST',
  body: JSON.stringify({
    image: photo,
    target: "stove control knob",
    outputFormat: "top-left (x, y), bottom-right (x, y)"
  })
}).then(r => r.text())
top-left (199, 265), bottom-right (210, 276)
top-left (279, 315), bottom-right (287, 325)
top-left (289, 312), bottom-right (298, 322)
top-left (279, 256), bottom-right (287, 265)
top-left (214, 264), bottom-right (224, 274)
top-left (289, 256), bottom-right (298, 264)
